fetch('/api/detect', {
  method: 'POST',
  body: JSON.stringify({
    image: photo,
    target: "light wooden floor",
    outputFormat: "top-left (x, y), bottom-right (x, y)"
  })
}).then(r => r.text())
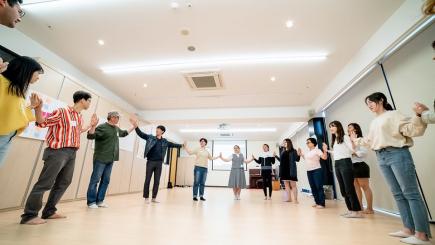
top-left (0, 188), bottom-right (433, 245)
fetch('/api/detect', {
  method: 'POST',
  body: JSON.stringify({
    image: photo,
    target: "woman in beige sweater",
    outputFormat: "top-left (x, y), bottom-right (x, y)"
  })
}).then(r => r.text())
top-left (351, 92), bottom-right (430, 245)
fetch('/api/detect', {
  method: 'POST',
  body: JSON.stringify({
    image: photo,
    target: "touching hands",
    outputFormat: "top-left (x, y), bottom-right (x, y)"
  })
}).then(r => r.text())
top-left (413, 102), bottom-right (429, 115)
top-left (30, 93), bottom-right (43, 109)
top-left (90, 113), bottom-right (99, 127)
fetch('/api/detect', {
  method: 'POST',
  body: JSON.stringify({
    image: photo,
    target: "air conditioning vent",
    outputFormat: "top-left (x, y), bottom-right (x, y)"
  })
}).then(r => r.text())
top-left (183, 70), bottom-right (223, 90)
top-left (219, 133), bottom-right (233, 137)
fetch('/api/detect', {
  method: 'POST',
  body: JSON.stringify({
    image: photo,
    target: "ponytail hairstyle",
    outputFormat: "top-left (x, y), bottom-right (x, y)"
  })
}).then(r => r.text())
top-left (329, 121), bottom-right (345, 148)
top-left (365, 92), bottom-right (394, 111)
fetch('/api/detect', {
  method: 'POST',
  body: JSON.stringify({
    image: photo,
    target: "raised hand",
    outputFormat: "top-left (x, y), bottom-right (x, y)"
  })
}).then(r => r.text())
top-left (413, 102), bottom-right (429, 115)
top-left (322, 143), bottom-right (328, 152)
top-left (90, 113), bottom-right (99, 127)
top-left (0, 58), bottom-right (8, 73)
top-left (30, 93), bottom-right (42, 109)
top-left (297, 148), bottom-right (302, 156)
top-left (129, 117), bottom-right (138, 128)
top-left (349, 131), bottom-right (357, 140)
top-left (273, 151), bottom-right (277, 157)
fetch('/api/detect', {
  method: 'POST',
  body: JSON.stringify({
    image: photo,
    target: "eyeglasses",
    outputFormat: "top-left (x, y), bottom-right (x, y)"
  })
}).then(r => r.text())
top-left (18, 9), bottom-right (25, 18)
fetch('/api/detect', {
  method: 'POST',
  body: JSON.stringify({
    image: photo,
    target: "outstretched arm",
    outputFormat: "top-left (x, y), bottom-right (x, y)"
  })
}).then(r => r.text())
top-left (219, 153), bottom-right (232, 162)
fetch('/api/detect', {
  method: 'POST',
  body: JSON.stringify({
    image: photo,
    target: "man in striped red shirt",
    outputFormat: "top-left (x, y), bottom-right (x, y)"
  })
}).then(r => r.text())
top-left (21, 90), bottom-right (98, 225)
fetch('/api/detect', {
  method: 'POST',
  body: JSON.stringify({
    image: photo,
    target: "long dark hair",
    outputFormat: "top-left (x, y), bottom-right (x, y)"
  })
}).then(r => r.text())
top-left (283, 138), bottom-right (294, 151)
top-left (365, 92), bottom-right (394, 111)
top-left (329, 121), bottom-right (345, 147)
top-left (2, 56), bottom-right (44, 98)
top-left (348, 123), bottom-right (363, 138)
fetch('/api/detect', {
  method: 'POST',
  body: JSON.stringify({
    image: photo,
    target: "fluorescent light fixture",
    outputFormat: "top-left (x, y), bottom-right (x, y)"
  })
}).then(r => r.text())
top-left (98, 39), bottom-right (105, 46)
top-left (171, 2), bottom-right (179, 9)
top-left (285, 20), bottom-right (294, 28)
top-left (180, 128), bottom-right (277, 133)
top-left (101, 54), bottom-right (327, 74)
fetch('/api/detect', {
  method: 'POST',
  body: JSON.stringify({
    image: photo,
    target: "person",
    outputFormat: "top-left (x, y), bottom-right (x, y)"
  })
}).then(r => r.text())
top-left (21, 91), bottom-right (98, 225)
top-left (0, 56), bottom-right (44, 167)
top-left (351, 92), bottom-right (431, 245)
top-left (130, 118), bottom-right (182, 203)
top-left (298, 138), bottom-right (328, 208)
top-left (183, 138), bottom-right (219, 201)
top-left (86, 111), bottom-right (135, 208)
top-left (219, 145), bottom-right (252, 200)
top-left (0, 0), bottom-right (24, 28)
top-left (252, 144), bottom-right (275, 200)
top-left (413, 101), bottom-right (435, 124)
top-left (274, 138), bottom-right (300, 203)
top-left (328, 120), bottom-right (362, 218)
top-left (348, 123), bottom-right (374, 214)
top-left (0, 57), bottom-right (8, 73)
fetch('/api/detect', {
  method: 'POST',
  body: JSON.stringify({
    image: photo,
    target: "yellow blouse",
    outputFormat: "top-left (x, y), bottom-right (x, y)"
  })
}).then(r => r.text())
top-left (0, 75), bottom-right (35, 135)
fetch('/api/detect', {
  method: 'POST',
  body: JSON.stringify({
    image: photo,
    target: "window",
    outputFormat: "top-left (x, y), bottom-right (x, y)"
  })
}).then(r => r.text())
top-left (211, 140), bottom-right (247, 171)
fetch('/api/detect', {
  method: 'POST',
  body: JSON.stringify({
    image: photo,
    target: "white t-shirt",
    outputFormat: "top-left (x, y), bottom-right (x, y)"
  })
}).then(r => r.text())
top-left (304, 148), bottom-right (323, 171)
top-left (332, 135), bottom-right (354, 161)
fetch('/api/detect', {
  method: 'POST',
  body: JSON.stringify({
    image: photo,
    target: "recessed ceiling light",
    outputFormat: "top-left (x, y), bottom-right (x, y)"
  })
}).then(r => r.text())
top-left (143, 83), bottom-right (148, 88)
top-left (97, 39), bottom-right (105, 46)
top-left (270, 76), bottom-right (276, 82)
top-left (187, 46), bottom-right (196, 52)
top-left (285, 20), bottom-right (294, 28)
top-left (171, 2), bottom-right (179, 9)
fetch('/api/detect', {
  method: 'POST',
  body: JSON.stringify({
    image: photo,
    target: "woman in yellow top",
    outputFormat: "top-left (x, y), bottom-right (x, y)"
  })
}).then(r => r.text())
top-left (0, 56), bottom-right (44, 167)
top-left (184, 138), bottom-right (219, 201)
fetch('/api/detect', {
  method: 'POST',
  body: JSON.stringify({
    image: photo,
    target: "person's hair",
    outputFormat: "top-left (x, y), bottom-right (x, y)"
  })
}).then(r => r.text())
top-left (348, 123), bottom-right (363, 138)
top-left (283, 138), bottom-right (294, 151)
top-left (199, 138), bottom-right (208, 145)
top-left (2, 56), bottom-right (43, 98)
top-left (422, 0), bottom-right (435, 15)
top-left (157, 125), bottom-right (166, 133)
top-left (329, 121), bottom-right (345, 147)
top-left (307, 138), bottom-right (318, 147)
top-left (234, 145), bottom-right (240, 150)
top-left (73, 90), bottom-right (92, 103)
top-left (365, 92), bottom-right (394, 111)
top-left (263, 144), bottom-right (270, 150)
top-left (7, 0), bottom-right (23, 6)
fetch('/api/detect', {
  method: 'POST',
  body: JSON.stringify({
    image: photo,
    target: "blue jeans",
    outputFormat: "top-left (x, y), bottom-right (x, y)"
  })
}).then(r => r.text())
top-left (86, 160), bottom-right (114, 205)
top-left (193, 166), bottom-right (208, 197)
top-left (376, 147), bottom-right (431, 237)
top-left (307, 168), bottom-right (325, 206)
top-left (0, 131), bottom-right (17, 168)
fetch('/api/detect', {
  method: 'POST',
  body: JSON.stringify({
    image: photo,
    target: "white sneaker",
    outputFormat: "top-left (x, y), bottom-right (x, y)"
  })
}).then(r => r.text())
top-left (97, 203), bottom-right (109, 208)
top-left (389, 230), bottom-right (413, 238)
top-left (88, 204), bottom-right (98, 209)
top-left (400, 236), bottom-right (431, 245)
top-left (144, 198), bottom-right (150, 204)
top-left (151, 199), bottom-right (160, 203)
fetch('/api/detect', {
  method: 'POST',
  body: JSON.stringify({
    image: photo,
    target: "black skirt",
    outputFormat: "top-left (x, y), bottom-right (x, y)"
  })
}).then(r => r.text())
top-left (352, 162), bottom-right (370, 178)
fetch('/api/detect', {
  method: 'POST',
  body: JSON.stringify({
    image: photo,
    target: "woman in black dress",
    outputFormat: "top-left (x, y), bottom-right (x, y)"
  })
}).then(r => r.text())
top-left (252, 144), bottom-right (275, 200)
top-left (275, 138), bottom-right (300, 203)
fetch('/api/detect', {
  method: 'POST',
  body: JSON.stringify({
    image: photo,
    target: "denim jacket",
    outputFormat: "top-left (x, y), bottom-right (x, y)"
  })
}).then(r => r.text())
top-left (135, 127), bottom-right (182, 161)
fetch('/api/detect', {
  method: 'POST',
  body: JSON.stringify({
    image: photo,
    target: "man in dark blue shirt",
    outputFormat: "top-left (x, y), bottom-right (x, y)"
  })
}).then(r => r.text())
top-left (130, 118), bottom-right (182, 203)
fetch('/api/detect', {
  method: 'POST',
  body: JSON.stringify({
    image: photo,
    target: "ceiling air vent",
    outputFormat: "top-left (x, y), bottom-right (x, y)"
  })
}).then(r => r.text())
top-left (183, 70), bottom-right (223, 90)
top-left (219, 133), bottom-right (233, 137)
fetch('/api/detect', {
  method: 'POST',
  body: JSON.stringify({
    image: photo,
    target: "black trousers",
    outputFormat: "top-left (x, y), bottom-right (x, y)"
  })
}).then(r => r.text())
top-left (262, 174), bottom-right (273, 197)
top-left (21, 148), bottom-right (76, 223)
top-left (335, 158), bottom-right (361, 211)
top-left (143, 160), bottom-right (163, 199)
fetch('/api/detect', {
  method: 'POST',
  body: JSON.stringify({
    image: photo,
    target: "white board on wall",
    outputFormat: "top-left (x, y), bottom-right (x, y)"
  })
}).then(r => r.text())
top-left (19, 90), bottom-right (67, 140)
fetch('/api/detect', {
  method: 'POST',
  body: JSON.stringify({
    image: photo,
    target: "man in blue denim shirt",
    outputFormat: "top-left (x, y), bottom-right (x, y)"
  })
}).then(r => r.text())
top-left (130, 118), bottom-right (182, 203)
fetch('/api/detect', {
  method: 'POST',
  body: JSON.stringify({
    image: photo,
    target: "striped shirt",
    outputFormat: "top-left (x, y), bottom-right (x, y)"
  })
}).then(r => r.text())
top-left (37, 106), bottom-right (83, 149)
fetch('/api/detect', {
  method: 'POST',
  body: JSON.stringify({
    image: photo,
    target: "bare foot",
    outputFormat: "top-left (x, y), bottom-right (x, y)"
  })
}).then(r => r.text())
top-left (363, 209), bottom-right (374, 214)
top-left (316, 205), bottom-right (325, 209)
top-left (294, 200), bottom-right (299, 204)
top-left (23, 217), bottom-right (47, 225)
top-left (46, 213), bottom-right (67, 219)
top-left (312, 204), bottom-right (317, 208)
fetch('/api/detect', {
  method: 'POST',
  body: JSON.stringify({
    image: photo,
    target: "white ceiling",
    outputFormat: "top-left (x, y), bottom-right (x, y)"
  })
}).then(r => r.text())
top-left (17, 0), bottom-right (405, 140)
